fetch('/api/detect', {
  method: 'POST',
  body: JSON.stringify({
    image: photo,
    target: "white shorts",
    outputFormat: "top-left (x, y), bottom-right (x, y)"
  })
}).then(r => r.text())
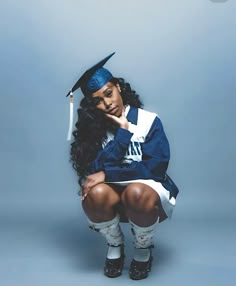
top-left (106, 179), bottom-right (176, 218)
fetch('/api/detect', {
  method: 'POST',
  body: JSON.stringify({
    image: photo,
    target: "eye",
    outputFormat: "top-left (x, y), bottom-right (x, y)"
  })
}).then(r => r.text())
top-left (105, 90), bottom-right (112, 97)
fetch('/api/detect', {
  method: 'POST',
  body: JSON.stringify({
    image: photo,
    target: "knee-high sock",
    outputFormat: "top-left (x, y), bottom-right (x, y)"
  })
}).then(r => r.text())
top-left (88, 215), bottom-right (124, 259)
top-left (129, 219), bottom-right (159, 262)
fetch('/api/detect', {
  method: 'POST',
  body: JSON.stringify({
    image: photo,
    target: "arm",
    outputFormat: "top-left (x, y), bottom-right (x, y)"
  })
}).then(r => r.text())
top-left (103, 117), bottom-right (170, 182)
top-left (82, 112), bottom-right (131, 199)
top-left (88, 111), bottom-right (132, 174)
top-left (81, 129), bottom-right (131, 200)
top-left (88, 127), bottom-right (133, 173)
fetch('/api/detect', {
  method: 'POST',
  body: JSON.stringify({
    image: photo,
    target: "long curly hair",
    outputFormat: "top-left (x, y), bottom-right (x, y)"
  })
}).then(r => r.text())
top-left (70, 77), bottom-right (143, 182)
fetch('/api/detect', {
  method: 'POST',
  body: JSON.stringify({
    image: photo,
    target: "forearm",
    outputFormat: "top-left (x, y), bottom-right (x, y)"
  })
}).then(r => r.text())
top-left (88, 127), bottom-right (133, 174)
top-left (103, 159), bottom-right (169, 182)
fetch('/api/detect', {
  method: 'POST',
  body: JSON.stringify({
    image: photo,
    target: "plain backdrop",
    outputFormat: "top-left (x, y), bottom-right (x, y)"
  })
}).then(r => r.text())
top-left (0, 1), bottom-right (235, 285)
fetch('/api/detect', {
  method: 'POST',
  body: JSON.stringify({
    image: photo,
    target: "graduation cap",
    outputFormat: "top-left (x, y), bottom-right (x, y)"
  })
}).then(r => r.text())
top-left (66, 52), bottom-right (115, 141)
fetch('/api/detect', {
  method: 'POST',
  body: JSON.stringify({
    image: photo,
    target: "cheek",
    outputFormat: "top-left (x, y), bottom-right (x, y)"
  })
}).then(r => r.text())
top-left (114, 91), bottom-right (123, 104)
top-left (118, 95), bottom-right (124, 106)
top-left (95, 104), bottom-right (105, 111)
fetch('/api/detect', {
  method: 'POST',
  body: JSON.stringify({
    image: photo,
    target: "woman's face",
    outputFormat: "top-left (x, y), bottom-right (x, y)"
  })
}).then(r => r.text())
top-left (91, 82), bottom-right (124, 117)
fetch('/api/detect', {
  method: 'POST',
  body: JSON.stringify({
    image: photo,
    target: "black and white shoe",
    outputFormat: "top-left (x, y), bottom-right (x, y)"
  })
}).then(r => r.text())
top-left (129, 249), bottom-right (153, 280)
top-left (104, 245), bottom-right (125, 278)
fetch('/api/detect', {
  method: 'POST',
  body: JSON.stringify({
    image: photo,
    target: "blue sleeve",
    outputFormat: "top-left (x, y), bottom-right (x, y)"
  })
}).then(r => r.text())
top-left (88, 128), bottom-right (133, 174)
top-left (104, 117), bottom-right (170, 182)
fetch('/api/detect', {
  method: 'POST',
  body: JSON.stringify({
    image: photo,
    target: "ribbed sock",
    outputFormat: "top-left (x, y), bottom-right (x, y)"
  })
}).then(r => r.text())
top-left (129, 219), bottom-right (159, 262)
top-left (88, 215), bottom-right (124, 259)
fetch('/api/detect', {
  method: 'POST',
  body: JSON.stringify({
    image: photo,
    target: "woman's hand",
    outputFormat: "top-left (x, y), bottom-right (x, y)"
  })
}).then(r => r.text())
top-left (82, 171), bottom-right (105, 200)
top-left (105, 111), bottom-right (128, 129)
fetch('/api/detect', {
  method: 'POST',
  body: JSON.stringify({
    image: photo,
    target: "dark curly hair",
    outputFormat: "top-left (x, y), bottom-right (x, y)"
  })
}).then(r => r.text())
top-left (70, 77), bottom-right (143, 182)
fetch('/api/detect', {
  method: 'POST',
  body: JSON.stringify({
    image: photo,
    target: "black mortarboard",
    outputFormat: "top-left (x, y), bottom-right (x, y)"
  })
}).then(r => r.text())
top-left (66, 52), bottom-right (115, 140)
top-left (66, 52), bottom-right (115, 97)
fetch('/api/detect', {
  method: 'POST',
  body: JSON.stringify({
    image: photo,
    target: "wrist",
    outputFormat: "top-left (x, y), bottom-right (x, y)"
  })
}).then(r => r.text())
top-left (120, 122), bottom-right (128, 129)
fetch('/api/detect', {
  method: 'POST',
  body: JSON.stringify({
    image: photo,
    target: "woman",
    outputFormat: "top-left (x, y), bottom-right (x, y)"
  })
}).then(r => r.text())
top-left (68, 53), bottom-right (179, 280)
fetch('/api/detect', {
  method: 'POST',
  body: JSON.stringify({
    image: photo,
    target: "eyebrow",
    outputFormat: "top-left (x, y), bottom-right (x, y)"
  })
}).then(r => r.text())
top-left (92, 85), bottom-right (113, 98)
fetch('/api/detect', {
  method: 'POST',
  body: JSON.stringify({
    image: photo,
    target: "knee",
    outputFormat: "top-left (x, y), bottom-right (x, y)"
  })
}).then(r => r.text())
top-left (84, 184), bottom-right (110, 207)
top-left (122, 184), bottom-right (144, 205)
top-left (121, 184), bottom-right (158, 212)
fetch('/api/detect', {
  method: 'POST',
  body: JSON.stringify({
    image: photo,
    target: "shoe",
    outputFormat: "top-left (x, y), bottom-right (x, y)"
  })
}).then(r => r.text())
top-left (129, 251), bottom-right (153, 280)
top-left (104, 245), bottom-right (125, 278)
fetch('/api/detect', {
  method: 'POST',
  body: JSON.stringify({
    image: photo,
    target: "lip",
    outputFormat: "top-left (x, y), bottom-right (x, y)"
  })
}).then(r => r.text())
top-left (107, 107), bottom-right (118, 115)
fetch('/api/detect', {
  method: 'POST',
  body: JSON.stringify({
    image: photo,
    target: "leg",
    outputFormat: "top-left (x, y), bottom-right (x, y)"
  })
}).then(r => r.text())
top-left (82, 183), bottom-right (121, 222)
top-left (121, 182), bottom-right (167, 226)
top-left (82, 183), bottom-right (125, 278)
top-left (121, 183), bottom-right (167, 280)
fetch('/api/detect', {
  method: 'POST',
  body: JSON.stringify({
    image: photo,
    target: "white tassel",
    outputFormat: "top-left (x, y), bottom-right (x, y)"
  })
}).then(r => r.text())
top-left (66, 92), bottom-right (74, 141)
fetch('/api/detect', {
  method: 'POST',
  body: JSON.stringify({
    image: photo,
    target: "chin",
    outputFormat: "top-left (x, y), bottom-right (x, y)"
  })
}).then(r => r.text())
top-left (116, 110), bottom-right (122, 117)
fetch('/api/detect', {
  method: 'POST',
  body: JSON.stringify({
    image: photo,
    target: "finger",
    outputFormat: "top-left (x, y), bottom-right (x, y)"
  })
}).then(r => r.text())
top-left (105, 113), bottom-right (116, 120)
top-left (83, 176), bottom-right (94, 188)
top-left (81, 192), bottom-right (88, 201)
top-left (84, 179), bottom-right (98, 191)
top-left (105, 113), bottom-right (120, 124)
top-left (81, 187), bottom-right (90, 201)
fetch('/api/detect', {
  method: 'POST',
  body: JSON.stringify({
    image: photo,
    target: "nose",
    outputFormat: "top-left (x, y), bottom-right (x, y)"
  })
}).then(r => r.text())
top-left (103, 97), bottom-right (112, 109)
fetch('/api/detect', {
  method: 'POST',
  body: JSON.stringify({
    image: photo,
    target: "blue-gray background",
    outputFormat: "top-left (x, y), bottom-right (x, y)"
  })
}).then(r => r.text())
top-left (0, 0), bottom-right (235, 285)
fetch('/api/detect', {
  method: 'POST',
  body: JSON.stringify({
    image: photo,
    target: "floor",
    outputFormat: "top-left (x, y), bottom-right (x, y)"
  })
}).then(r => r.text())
top-left (1, 192), bottom-right (235, 286)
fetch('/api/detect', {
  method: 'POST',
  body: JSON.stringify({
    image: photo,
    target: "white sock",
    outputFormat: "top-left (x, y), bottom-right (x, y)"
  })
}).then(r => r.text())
top-left (107, 245), bottom-right (122, 259)
top-left (133, 248), bottom-right (151, 262)
top-left (88, 215), bottom-right (124, 259)
top-left (129, 219), bottom-right (159, 262)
